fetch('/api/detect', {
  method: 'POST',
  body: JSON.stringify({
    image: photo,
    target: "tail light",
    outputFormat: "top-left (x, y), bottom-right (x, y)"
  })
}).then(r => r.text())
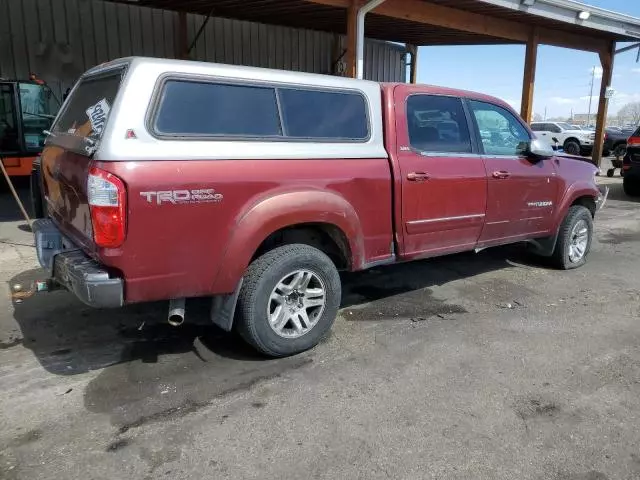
top-left (627, 136), bottom-right (640, 147)
top-left (88, 166), bottom-right (126, 248)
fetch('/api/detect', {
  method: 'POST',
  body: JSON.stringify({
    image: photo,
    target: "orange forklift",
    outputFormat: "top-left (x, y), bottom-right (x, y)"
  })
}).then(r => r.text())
top-left (1, 75), bottom-right (61, 222)
top-left (0, 75), bottom-right (60, 177)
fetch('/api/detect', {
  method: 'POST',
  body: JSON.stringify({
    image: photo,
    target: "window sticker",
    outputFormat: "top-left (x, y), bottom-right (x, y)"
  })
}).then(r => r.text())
top-left (85, 98), bottom-right (111, 135)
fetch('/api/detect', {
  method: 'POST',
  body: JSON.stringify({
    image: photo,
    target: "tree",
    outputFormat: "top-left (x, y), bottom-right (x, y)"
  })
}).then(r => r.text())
top-left (617, 102), bottom-right (640, 126)
top-left (533, 113), bottom-right (543, 122)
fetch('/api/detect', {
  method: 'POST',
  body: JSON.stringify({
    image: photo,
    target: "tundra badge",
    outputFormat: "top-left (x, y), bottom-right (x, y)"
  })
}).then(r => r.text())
top-left (140, 189), bottom-right (223, 205)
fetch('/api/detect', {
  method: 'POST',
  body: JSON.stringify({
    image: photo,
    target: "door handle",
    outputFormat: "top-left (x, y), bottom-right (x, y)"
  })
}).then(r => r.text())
top-left (492, 171), bottom-right (511, 179)
top-left (407, 172), bottom-right (430, 181)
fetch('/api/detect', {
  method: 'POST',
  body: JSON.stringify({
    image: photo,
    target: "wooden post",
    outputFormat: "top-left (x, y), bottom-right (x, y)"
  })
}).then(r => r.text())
top-left (178, 12), bottom-right (188, 59)
top-left (407, 45), bottom-right (418, 83)
top-left (520, 28), bottom-right (538, 123)
top-left (592, 41), bottom-right (616, 169)
top-left (345, 0), bottom-right (358, 78)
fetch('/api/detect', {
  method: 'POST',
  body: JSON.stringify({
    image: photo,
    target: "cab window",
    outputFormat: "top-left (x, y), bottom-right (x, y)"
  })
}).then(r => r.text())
top-left (406, 95), bottom-right (472, 153)
top-left (469, 100), bottom-right (530, 156)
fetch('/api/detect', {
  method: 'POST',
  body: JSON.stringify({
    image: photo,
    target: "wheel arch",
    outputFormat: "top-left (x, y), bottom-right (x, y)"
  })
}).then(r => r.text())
top-left (210, 189), bottom-right (365, 294)
top-left (563, 137), bottom-right (581, 147)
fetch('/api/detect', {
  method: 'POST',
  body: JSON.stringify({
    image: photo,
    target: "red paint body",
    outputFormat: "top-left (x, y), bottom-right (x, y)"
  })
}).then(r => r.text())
top-left (40, 83), bottom-right (600, 304)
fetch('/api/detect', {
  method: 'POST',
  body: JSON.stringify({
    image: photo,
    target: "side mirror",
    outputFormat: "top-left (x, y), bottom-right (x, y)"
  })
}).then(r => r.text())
top-left (527, 138), bottom-right (555, 162)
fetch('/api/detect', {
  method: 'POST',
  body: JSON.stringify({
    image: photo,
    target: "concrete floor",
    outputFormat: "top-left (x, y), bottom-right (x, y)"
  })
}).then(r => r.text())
top-left (1, 170), bottom-right (639, 480)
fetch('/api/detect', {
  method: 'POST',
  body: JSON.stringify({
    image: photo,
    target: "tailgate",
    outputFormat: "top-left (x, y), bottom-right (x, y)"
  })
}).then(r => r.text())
top-left (41, 145), bottom-right (93, 247)
top-left (42, 69), bottom-right (125, 249)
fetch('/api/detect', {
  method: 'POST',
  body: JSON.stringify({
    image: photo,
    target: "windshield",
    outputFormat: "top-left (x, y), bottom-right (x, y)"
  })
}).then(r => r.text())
top-left (19, 82), bottom-right (60, 151)
top-left (52, 71), bottom-right (123, 141)
top-left (557, 122), bottom-right (574, 130)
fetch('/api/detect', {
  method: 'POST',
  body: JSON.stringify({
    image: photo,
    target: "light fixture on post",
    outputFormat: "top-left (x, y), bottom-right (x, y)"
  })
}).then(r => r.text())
top-left (578, 11), bottom-right (591, 20)
top-left (521, 0), bottom-right (535, 6)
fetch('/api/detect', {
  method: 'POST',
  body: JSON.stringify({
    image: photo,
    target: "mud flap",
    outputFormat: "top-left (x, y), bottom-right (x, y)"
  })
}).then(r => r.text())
top-left (526, 234), bottom-right (558, 257)
top-left (210, 279), bottom-right (243, 331)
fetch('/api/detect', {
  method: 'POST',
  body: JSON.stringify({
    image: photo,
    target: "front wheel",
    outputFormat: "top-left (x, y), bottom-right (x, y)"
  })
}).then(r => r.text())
top-left (564, 140), bottom-right (581, 156)
top-left (236, 244), bottom-right (341, 357)
top-left (550, 205), bottom-right (593, 270)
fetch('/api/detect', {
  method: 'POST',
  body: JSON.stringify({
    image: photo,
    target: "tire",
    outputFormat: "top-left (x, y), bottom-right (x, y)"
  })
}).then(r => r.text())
top-left (602, 150), bottom-right (611, 157)
top-left (606, 168), bottom-right (615, 178)
top-left (236, 244), bottom-right (341, 357)
top-left (564, 139), bottom-right (580, 156)
top-left (550, 205), bottom-right (593, 270)
top-left (623, 176), bottom-right (640, 197)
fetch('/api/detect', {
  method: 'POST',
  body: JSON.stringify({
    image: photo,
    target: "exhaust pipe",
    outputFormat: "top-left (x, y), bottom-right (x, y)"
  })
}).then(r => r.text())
top-left (168, 298), bottom-right (186, 326)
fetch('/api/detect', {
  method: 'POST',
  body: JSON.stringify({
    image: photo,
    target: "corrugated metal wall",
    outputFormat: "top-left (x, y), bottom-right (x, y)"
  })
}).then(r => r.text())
top-left (0, 0), bottom-right (406, 99)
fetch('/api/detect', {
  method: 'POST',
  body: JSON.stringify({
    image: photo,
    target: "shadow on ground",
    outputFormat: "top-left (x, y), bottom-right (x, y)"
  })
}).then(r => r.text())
top-left (5, 244), bottom-right (540, 432)
top-left (7, 244), bottom-right (538, 377)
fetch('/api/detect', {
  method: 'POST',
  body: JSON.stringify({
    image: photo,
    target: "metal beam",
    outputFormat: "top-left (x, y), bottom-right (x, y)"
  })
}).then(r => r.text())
top-left (305, 0), bottom-right (608, 53)
top-left (592, 41), bottom-right (616, 169)
top-left (520, 29), bottom-right (539, 123)
top-left (356, 0), bottom-right (387, 79)
top-left (615, 42), bottom-right (640, 54)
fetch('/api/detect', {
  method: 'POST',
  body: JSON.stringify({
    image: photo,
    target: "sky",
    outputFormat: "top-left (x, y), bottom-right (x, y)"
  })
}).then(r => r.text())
top-left (417, 0), bottom-right (640, 119)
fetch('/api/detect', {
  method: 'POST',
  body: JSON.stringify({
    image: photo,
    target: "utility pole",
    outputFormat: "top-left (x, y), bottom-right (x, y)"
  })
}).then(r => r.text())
top-left (543, 106), bottom-right (547, 120)
top-left (586, 65), bottom-right (596, 127)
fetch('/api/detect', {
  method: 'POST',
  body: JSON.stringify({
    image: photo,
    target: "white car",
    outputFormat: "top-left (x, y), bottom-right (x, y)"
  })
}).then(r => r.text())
top-left (530, 121), bottom-right (595, 156)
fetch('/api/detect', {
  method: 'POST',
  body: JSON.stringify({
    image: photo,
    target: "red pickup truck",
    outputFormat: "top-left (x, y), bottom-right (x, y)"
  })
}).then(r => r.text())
top-left (33, 57), bottom-right (607, 357)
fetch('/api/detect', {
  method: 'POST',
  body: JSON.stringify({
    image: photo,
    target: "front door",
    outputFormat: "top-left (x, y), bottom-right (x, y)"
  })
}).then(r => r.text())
top-left (394, 89), bottom-right (487, 258)
top-left (468, 100), bottom-right (559, 245)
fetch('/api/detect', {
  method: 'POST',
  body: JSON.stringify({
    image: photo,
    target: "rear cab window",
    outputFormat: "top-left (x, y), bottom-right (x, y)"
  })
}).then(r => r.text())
top-left (150, 78), bottom-right (369, 142)
top-left (51, 68), bottom-right (125, 153)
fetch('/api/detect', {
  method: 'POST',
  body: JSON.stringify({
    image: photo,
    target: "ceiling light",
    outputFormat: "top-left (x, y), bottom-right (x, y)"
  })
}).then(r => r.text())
top-left (578, 11), bottom-right (591, 20)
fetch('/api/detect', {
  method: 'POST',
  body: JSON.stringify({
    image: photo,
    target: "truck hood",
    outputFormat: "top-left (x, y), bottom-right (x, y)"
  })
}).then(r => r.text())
top-left (553, 152), bottom-right (599, 175)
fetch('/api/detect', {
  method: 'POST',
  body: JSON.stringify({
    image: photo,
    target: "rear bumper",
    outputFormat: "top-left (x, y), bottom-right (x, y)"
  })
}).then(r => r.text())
top-left (33, 219), bottom-right (123, 308)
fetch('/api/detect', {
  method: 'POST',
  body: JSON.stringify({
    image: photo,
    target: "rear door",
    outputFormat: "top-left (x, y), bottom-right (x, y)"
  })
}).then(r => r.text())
top-left (41, 69), bottom-right (124, 249)
top-left (468, 99), bottom-right (559, 244)
top-left (394, 88), bottom-right (487, 258)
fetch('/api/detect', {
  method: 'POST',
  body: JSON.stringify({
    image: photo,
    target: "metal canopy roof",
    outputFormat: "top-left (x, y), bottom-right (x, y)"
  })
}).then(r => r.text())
top-left (107, 0), bottom-right (640, 47)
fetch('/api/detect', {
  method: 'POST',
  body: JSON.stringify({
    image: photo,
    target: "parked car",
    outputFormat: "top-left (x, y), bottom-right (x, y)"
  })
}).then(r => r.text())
top-left (603, 127), bottom-right (628, 158)
top-left (622, 126), bottom-right (640, 196)
top-left (32, 57), bottom-right (608, 357)
top-left (530, 121), bottom-right (595, 156)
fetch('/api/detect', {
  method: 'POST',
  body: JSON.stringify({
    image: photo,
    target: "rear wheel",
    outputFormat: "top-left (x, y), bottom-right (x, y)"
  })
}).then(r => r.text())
top-left (623, 176), bottom-right (640, 197)
top-left (550, 205), bottom-right (593, 270)
top-left (564, 139), bottom-right (581, 156)
top-left (236, 244), bottom-right (341, 357)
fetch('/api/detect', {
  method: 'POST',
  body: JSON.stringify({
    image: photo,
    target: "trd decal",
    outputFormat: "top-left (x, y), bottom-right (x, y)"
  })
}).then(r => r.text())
top-left (527, 201), bottom-right (553, 207)
top-left (140, 189), bottom-right (223, 205)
